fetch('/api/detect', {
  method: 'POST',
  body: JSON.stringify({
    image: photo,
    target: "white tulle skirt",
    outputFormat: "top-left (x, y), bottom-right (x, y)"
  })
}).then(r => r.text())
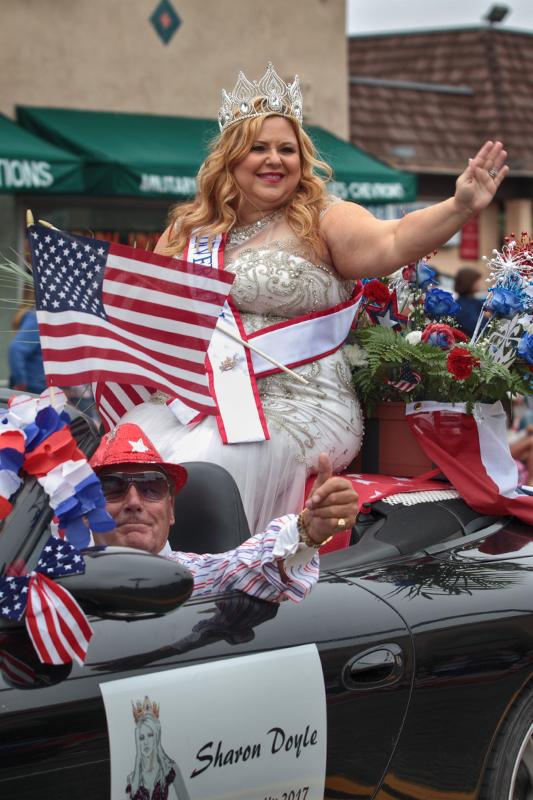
top-left (121, 351), bottom-right (363, 534)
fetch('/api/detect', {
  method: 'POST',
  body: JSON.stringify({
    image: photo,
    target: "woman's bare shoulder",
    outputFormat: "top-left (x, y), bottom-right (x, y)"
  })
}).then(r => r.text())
top-left (319, 201), bottom-right (390, 278)
top-left (319, 200), bottom-right (379, 249)
top-left (155, 225), bottom-right (174, 254)
top-left (320, 199), bottom-right (376, 226)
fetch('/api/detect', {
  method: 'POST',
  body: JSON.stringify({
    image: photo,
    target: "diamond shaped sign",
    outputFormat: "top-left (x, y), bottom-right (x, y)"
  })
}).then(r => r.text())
top-left (149, 0), bottom-right (181, 45)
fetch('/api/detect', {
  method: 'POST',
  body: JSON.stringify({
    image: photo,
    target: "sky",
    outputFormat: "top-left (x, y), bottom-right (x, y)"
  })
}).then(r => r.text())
top-left (347, 0), bottom-right (533, 34)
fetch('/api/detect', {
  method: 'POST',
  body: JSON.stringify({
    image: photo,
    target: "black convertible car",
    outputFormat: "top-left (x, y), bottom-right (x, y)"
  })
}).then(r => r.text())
top-left (1, 403), bottom-right (533, 800)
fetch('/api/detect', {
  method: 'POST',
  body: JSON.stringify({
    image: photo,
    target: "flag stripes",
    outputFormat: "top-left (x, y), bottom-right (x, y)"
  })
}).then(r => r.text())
top-left (94, 381), bottom-right (153, 431)
top-left (28, 225), bottom-right (234, 427)
top-left (26, 573), bottom-right (93, 666)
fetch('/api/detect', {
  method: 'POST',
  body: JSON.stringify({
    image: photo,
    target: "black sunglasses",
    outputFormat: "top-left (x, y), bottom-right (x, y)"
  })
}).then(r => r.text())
top-left (100, 471), bottom-right (171, 502)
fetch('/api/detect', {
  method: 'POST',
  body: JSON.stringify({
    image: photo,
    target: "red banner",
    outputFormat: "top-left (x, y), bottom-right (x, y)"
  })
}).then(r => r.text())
top-left (460, 217), bottom-right (479, 260)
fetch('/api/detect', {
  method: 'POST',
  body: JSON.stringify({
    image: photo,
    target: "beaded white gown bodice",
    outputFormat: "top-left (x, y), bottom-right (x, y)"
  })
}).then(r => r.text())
top-left (223, 217), bottom-right (362, 469)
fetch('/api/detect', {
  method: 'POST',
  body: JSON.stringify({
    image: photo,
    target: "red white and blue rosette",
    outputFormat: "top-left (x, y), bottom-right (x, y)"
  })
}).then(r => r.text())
top-left (0, 388), bottom-right (114, 548)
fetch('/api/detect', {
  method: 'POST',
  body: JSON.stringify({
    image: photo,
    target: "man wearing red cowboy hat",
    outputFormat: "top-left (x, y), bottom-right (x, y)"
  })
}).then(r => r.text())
top-left (89, 423), bottom-right (358, 603)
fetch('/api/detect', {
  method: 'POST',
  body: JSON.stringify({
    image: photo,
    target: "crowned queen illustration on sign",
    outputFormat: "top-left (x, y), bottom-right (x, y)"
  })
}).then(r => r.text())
top-left (127, 696), bottom-right (191, 800)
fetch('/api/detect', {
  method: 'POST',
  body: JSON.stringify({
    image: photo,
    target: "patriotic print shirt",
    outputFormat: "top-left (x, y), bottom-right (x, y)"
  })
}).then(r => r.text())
top-left (160, 515), bottom-right (319, 603)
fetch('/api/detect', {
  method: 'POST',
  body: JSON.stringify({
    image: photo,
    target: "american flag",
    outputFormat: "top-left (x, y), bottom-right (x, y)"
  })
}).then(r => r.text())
top-left (28, 225), bottom-right (234, 430)
top-left (0, 536), bottom-right (93, 665)
top-left (386, 363), bottom-right (422, 393)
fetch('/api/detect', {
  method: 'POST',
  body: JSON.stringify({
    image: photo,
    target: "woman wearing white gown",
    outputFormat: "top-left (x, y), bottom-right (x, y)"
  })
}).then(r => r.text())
top-left (121, 64), bottom-right (508, 534)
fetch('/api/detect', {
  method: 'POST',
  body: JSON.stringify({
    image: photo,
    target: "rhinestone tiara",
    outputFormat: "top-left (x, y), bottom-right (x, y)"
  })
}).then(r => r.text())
top-left (218, 62), bottom-right (303, 133)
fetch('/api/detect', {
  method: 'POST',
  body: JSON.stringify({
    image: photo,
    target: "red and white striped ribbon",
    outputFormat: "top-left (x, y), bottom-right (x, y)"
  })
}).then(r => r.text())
top-left (25, 573), bottom-right (93, 666)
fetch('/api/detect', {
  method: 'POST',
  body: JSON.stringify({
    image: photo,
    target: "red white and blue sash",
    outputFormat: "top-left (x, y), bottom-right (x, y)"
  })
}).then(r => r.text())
top-left (183, 234), bottom-right (269, 443)
top-left (180, 234), bottom-right (361, 444)
top-left (248, 292), bottom-right (361, 377)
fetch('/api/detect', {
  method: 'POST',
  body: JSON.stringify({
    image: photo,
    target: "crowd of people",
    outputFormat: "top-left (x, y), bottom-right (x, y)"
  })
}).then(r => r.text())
top-left (9, 62), bottom-right (527, 598)
top-left (1, 58), bottom-right (531, 800)
top-left (114, 63), bottom-right (508, 535)
top-left (4, 63), bottom-right (530, 800)
top-left (90, 422), bottom-right (358, 602)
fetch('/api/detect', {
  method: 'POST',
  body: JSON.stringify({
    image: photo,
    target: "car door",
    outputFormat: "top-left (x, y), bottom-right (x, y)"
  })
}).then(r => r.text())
top-left (0, 558), bottom-right (413, 800)
top-left (0, 407), bottom-right (414, 799)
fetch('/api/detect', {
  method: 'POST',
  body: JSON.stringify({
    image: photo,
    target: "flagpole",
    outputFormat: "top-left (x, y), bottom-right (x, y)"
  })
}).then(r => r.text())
top-left (217, 322), bottom-right (309, 386)
top-left (26, 210), bottom-right (57, 409)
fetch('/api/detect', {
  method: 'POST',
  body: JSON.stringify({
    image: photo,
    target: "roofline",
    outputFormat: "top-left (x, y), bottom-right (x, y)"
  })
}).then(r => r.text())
top-left (394, 165), bottom-right (533, 179)
top-left (350, 76), bottom-right (474, 95)
top-left (348, 25), bottom-right (533, 39)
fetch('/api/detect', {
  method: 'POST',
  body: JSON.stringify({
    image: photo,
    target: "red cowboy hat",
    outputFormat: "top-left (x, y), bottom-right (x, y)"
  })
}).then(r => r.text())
top-left (90, 423), bottom-right (187, 492)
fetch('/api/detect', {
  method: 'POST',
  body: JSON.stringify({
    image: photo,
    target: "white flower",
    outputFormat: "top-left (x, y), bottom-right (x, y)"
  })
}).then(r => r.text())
top-left (405, 330), bottom-right (423, 345)
top-left (343, 343), bottom-right (368, 367)
top-left (517, 315), bottom-right (533, 332)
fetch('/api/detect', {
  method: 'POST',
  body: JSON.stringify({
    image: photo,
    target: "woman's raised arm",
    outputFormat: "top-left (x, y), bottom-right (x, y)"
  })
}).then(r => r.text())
top-left (322, 140), bottom-right (509, 279)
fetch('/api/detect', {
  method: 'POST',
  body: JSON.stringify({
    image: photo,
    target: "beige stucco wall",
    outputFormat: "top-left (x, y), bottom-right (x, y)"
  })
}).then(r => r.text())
top-left (505, 199), bottom-right (533, 240)
top-left (429, 200), bottom-right (533, 278)
top-left (0, 0), bottom-right (348, 137)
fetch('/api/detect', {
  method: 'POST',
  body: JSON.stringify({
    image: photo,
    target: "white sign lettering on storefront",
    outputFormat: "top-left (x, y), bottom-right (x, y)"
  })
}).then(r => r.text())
top-left (330, 179), bottom-right (406, 202)
top-left (140, 173), bottom-right (197, 195)
top-left (0, 159), bottom-right (53, 189)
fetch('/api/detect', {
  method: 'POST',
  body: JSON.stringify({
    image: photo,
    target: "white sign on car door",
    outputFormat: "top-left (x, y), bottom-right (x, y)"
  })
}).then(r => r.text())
top-left (101, 644), bottom-right (327, 800)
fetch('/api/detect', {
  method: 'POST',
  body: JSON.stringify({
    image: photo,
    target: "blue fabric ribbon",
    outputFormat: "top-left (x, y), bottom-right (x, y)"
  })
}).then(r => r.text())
top-left (0, 448), bottom-right (24, 473)
top-left (55, 473), bottom-right (115, 549)
top-left (24, 407), bottom-right (70, 453)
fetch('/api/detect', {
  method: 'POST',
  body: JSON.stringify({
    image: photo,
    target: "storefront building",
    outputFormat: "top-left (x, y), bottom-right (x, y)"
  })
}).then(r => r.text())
top-left (0, 0), bottom-right (353, 379)
top-left (0, 0), bottom-right (420, 382)
top-left (348, 26), bottom-right (533, 277)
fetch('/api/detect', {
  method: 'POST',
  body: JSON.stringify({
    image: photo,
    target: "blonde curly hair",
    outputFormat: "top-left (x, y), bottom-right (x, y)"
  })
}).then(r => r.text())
top-left (164, 114), bottom-right (333, 257)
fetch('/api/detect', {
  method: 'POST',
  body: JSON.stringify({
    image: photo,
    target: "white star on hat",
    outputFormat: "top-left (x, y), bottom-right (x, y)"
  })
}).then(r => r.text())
top-left (129, 438), bottom-right (150, 453)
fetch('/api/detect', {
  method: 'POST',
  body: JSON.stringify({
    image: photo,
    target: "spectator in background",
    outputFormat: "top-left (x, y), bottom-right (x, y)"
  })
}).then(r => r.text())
top-left (509, 426), bottom-right (533, 486)
top-left (8, 306), bottom-right (100, 427)
top-left (454, 267), bottom-right (487, 337)
top-left (8, 306), bottom-right (46, 394)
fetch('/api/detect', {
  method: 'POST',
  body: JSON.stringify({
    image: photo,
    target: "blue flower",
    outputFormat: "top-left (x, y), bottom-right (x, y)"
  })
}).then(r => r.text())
top-left (402, 260), bottom-right (436, 290)
top-left (518, 333), bottom-right (533, 365)
top-left (424, 288), bottom-right (460, 319)
top-left (416, 261), bottom-right (437, 290)
top-left (487, 287), bottom-right (524, 319)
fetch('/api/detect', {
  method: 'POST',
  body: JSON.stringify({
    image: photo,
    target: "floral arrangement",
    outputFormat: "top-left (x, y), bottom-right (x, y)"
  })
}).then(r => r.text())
top-left (346, 234), bottom-right (533, 413)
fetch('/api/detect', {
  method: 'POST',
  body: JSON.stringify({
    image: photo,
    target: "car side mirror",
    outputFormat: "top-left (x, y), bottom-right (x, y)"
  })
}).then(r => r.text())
top-left (55, 546), bottom-right (194, 617)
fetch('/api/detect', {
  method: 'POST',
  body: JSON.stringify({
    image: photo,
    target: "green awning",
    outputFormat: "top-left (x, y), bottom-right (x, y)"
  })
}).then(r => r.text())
top-left (308, 127), bottom-right (417, 203)
top-left (0, 112), bottom-right (85, 193)
top-left (17, 106), bottom-right (416, 202)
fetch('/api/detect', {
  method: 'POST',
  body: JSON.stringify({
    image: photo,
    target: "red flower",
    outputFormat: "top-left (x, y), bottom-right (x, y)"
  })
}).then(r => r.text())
top-left (363, 280), bottom-right (390, 306)
top-left (421, 323), bottom-right (468, 350)
top-left (447, 347), bottom-right (480, 380)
